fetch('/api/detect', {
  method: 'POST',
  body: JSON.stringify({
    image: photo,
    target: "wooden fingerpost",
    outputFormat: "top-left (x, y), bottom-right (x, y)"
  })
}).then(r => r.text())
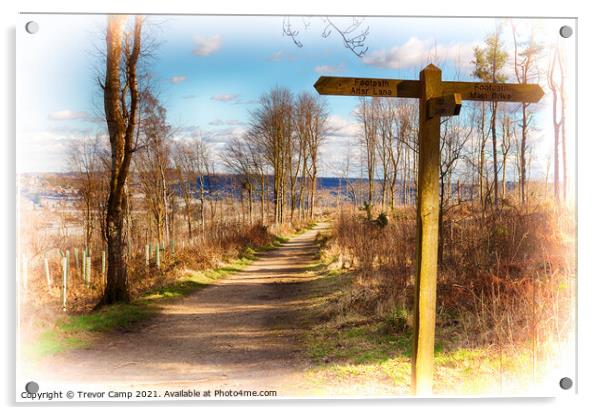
top-left (411, 64), bottom-right (442, 395)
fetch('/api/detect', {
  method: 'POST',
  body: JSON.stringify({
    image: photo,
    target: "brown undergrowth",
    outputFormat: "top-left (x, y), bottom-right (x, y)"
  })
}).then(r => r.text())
top-left (321, 201), bottom-right (575, 374)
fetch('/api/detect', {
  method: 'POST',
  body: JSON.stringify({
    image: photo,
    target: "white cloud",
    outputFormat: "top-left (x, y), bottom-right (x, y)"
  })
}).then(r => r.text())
top-left (267, 51), bottom-right (297, 62)
top-left (173, 125), bottom-right (247, 146)
top-left (170, 75), bottom-right (187, 84)
top-left (326, 115), bottom-right (361, 139)
top-left (17, 129), bottom-right (100, 173)
top-left (314, 63), bottom-right (345, 74)
top-left (205, 126), bottom-right (248, 145)
top-left (211, 94), bottom-right (240, 103)
top-left (193, 35), bottom-right (222, 56)
top-left (269, 51), bottom-right (284, 61)
top-left (362, 37), bottom-right (477, 71)
top-left (234, 99), bottom-right (259, 105)
top-left (209, 119), bottom-right (245, 126)
top-left (48, 110), bottom-right (90, 121)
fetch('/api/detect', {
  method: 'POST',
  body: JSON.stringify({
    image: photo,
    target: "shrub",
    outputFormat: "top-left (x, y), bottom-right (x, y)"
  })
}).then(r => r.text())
top-left (383, 305), bottom-right (411, 334)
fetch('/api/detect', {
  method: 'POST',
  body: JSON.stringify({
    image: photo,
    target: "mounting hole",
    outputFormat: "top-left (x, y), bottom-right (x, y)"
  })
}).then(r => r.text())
top-left (25, 21), bottom-right (39, 34)
top-left (559, 377), bottom-right (573, 390)
top-left (25, 381), bottom-right (39, 394)
top-left (559, 25), bottom-right (573, 38)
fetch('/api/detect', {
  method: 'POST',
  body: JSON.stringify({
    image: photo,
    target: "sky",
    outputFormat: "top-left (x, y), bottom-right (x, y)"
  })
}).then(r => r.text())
top-left (16, 14), bottom-right (576, 179)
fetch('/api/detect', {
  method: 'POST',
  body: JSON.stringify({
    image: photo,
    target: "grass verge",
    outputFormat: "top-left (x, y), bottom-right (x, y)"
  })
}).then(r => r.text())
top-left (303, 315), bottom-right (544, 395)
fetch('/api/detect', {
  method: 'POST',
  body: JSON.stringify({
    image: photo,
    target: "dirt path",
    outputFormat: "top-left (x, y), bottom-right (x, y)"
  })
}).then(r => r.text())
top-left (33, 223), bottom-right (332, 396)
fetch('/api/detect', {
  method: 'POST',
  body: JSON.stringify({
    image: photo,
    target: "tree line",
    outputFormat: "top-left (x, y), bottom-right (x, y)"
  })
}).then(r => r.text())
top-left (223, 88), bottom-right (328, 224)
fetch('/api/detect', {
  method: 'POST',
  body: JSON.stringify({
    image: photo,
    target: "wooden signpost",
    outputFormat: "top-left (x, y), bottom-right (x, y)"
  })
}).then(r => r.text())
top-left (314, 64), bottom-right (544, 395)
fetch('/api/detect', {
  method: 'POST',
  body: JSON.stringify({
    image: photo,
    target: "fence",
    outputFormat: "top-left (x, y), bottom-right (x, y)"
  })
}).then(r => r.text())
top-left (18, 238), bottom-right (177, 310)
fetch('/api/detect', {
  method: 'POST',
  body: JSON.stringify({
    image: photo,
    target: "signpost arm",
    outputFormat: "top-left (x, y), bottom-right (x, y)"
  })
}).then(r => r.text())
top-left (411, 64), bottom-right (442, 395)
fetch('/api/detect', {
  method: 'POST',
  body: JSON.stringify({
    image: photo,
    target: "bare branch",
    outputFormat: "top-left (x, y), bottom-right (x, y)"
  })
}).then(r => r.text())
top-left (282, 16), bottom-right (369, 58)
top-left (282, 17), bottom-right (303, 48)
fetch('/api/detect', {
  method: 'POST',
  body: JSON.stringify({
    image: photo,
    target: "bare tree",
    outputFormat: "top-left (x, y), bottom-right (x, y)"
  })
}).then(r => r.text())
top-left (511, 22), bottom-right (543, 205)
top-left (438, 110), bottom-right (474, 262)
top-left (548, 46), bottom-right (564, 204)
top-left (221, 135), bottom-right (257, 224)
top-left (356, 98), bottom-right (378, 219)
top-left (245, 132), bottom-right (269, 224)
top-left (374, 98), bottom-right (392, 212)
top-left (173, 139), bottom-right (199, 240)
top-left (500, 111), bottom-right (513, 200)
top-left (249, 88), bottom-right (295, 223)
top-left (68, 135), bottom-right (106, 250)
top-left (192, 136), bottom-right (211, 232)
top-left (135, 90), bottom-right (173, 246)
top-left (97, 15), bottom-right (143, 306)
top-left (247, 88), bottom-right (327, 224)
top-left (387, 101), bottom-right (414, 209)
top-left (297, 93), bottom-right (328, 219)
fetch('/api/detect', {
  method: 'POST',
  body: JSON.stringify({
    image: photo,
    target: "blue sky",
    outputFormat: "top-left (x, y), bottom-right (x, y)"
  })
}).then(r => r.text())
top-left (16, 14), bottom-right (575, 177)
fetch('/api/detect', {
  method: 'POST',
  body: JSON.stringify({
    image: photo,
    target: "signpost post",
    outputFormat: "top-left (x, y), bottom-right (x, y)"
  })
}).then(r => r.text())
top-left (314, 64), bottom-right (544, 395)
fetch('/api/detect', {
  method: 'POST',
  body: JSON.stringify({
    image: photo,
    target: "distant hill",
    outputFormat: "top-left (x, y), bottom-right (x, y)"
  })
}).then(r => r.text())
top-left (18, 172), bottom-right (374, 205)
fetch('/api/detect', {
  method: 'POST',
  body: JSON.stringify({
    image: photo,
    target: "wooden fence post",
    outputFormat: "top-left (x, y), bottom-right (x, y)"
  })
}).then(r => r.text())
top-left (74, 248), bottom-right (79, 276)
top-left (62, 256), bottom-right (68, 311)
top-left (86, 257), bottom-right (92, 286)
top-left (102, 250), bottom-right (106, 276)
top-left (65, 250), bottom-right (70, 285)
top-left (44, 256), bottom-right (51, 288)
top-left (82, 249), bottom-right (86, 282)
top-left (156, 244), bottom-right (160, 268)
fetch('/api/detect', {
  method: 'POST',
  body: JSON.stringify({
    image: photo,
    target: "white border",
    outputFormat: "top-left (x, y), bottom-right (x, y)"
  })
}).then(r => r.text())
top-left (2, 1), bottom-right (600, 413)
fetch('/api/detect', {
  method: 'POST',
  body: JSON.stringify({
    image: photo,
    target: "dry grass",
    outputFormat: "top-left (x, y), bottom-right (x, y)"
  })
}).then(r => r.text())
top-left (327, 200), bottom-right (575, 352)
